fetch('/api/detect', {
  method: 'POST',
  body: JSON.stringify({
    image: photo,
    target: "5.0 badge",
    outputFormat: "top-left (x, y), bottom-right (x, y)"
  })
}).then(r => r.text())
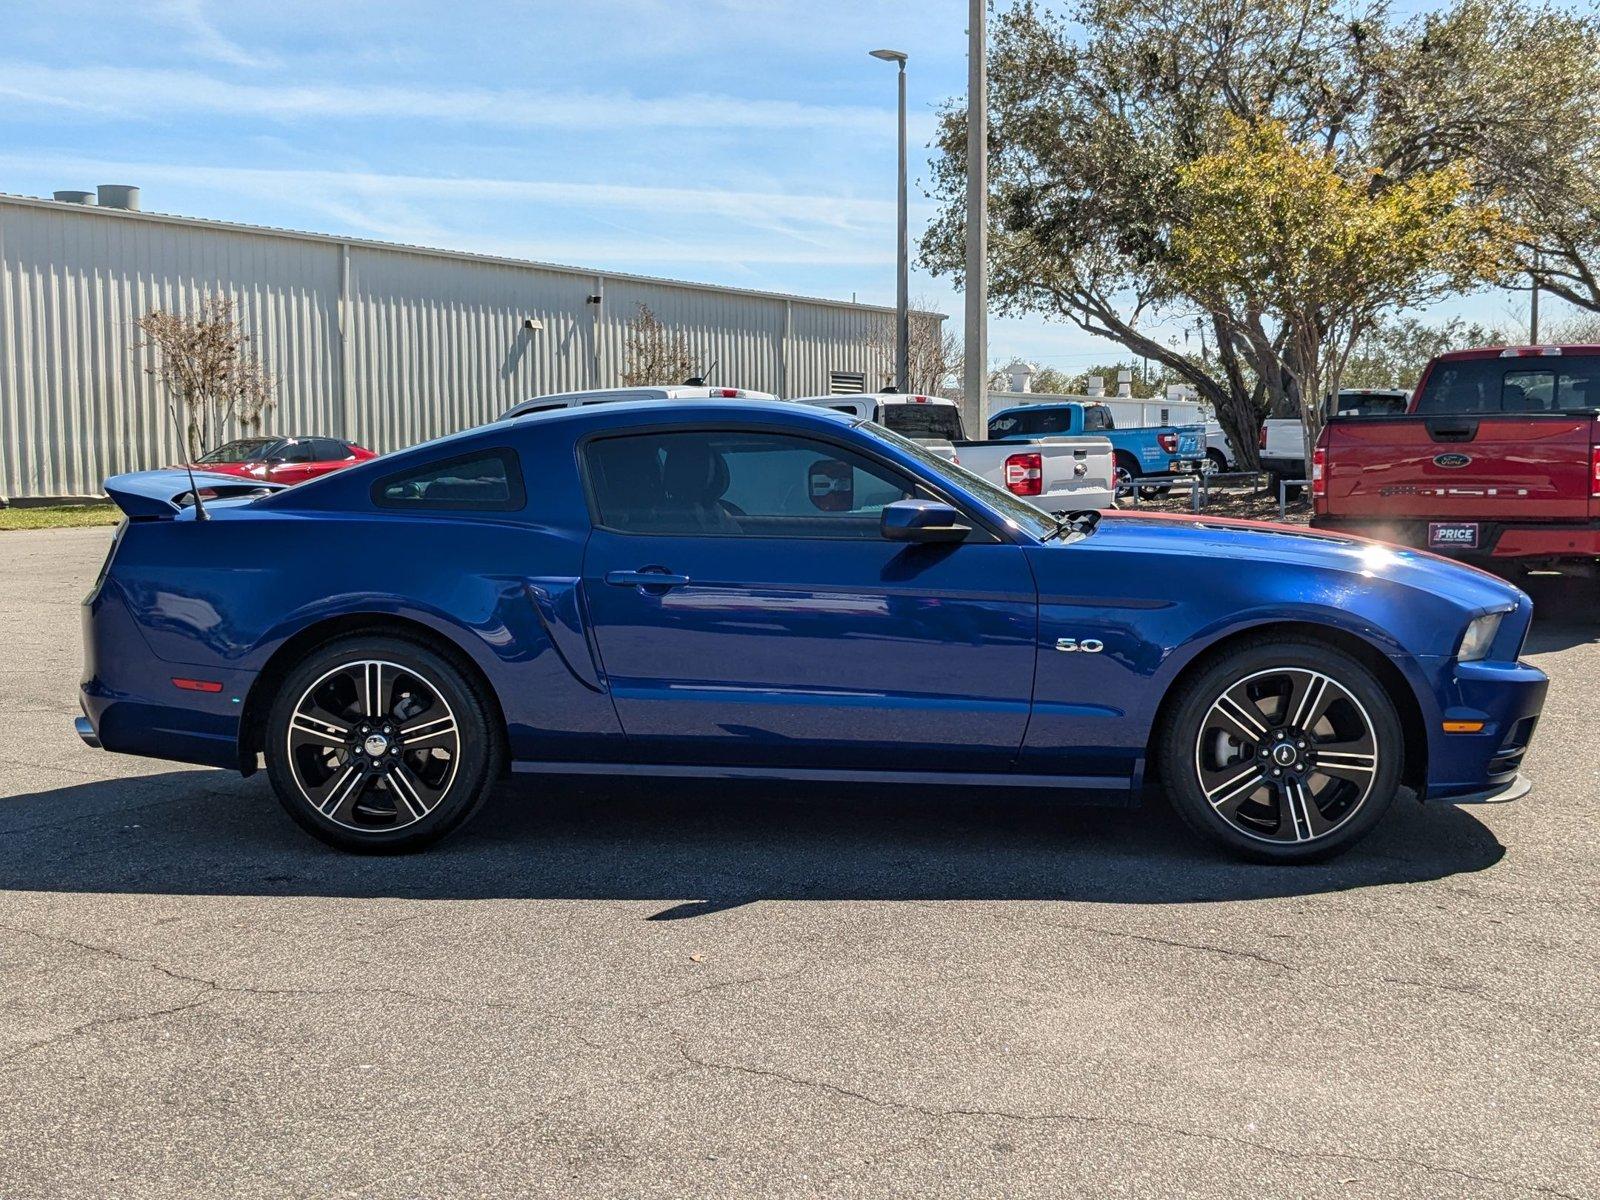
top-left (1055, 637), bottom-right (1104, 653)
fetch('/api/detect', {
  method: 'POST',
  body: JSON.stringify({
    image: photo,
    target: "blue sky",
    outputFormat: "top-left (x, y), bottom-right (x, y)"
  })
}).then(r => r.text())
top-left (0, 0), bottom-right (1570, 376)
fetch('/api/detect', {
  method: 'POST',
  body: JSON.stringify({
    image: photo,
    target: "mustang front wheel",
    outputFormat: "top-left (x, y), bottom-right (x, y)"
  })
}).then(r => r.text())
top-left (1161, 637), bottom-right (1403, 861)
top-left (265, 635), bottom-right (500, 852)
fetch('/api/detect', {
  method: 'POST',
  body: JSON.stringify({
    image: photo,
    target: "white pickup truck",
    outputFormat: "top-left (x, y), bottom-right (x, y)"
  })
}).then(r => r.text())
top-left (791, 392), bottom-right (1116, 512)
top-left (1260, 388), bottom-right (1411, 497)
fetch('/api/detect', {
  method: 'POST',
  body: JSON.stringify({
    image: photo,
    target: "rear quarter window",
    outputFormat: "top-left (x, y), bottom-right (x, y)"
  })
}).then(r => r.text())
top-left (371, 448), bottom-right (526, 511)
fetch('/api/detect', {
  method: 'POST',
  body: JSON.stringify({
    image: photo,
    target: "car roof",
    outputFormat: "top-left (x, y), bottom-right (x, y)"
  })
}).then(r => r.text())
top-left (502, 385), bottom-right (779, 419)
top-left (510, 397), bottom-right (854, 428)
top-left (1432, 345), bottom-right (1600, 362)
top-left (793, 392), bottom-right (957, 405)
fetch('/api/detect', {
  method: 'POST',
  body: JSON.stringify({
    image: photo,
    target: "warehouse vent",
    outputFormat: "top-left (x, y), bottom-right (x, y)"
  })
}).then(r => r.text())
top-left (829, 371), bottom-right (866, 395)
top-left (97, 185), bottom-right (140, 210)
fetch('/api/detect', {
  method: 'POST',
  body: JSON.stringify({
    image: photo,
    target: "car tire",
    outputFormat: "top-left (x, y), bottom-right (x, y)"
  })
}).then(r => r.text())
top-left (1159, 636), bottom-right (1403, 863)
top-left (265, 634), bottom-right (502, 853)
top-left (1113, 452), bottom-right (1140, 497)
top-left (1204, 449), bottom-right (1227, 475)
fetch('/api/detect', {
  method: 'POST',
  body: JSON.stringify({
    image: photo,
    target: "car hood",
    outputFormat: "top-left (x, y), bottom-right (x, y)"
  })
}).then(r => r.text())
top-left (1079, 511), bottom-right (1524, 614)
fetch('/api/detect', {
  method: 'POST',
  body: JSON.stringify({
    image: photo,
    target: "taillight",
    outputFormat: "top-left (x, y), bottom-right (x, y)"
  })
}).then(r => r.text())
top-left (1005, 452), bottom-right (1043, 496)
top-left (1312, 445), bottom-right (1327, 498)
top-left (712, 388), bottom-right (740, 398)
top-left (1592, 445), bottom-right (1600, 497)
top-left (1157, 432), bottom-right (1178, 454)
top-left (1258, 426), bottom-right (1268, 449)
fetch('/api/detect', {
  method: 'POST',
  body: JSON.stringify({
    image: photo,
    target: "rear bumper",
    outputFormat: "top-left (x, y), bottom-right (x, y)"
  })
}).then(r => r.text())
top-left (1260, 456), bottom-right (1305, 477)
top-left (1033, 486), bottom-right (1116, 511)
top-left (1311, 516), bottom-right (1600, 561)
top-left (80, 580), bottom-right (251, 770)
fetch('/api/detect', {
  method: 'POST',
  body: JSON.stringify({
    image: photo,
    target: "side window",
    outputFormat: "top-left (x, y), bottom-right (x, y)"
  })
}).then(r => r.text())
top-left (277, 440), bottom-right (316, 463)
top-left (1557, 360), bottom-right (1600, 411)
top-left (585, 430), bottom-right (919, 538)
top-left (309, 438), bottom-right (348, 460)
top-left (372, 448), bottom-right (526, 511)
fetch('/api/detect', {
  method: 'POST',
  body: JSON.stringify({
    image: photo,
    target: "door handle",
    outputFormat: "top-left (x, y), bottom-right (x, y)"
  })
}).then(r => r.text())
top-left (605, 568), bottom-right (691, 591)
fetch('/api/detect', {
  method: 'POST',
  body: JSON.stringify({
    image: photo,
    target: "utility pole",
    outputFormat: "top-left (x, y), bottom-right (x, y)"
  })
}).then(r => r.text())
top-left (963, 0), bottom-right (988, 438)
top-left (1530, 255), bottom-right (1541, 343)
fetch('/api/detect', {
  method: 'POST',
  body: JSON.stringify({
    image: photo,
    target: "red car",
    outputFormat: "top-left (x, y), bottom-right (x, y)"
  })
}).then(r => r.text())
top-left (187, 436), bottom-right (376, 485)
top-left (1311, 345), bottom-right (1600, 568)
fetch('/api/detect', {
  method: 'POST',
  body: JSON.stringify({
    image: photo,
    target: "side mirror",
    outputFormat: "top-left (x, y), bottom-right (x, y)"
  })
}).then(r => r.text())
top-left (881, 499), bottom-right (972, 543)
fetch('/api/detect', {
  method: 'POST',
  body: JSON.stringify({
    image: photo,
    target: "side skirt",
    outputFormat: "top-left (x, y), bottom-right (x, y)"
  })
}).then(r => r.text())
top-left (509, 760), bottom-right (1138, 806)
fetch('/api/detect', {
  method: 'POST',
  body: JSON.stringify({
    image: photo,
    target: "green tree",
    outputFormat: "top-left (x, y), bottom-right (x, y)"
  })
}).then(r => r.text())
top-left (920, 0), bottom-right (1563, 465)
top-left (1370, 0), bottom-right (1600, 313)
top-left (1169, 118), bottom-right (1508, 452)
top-left (1341, 316), bottom-right (1501, 389)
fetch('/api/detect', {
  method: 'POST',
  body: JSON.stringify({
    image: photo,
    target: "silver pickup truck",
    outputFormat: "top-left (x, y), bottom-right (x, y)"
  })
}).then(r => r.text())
top-left (791, 393), bottom-right (1116, 511)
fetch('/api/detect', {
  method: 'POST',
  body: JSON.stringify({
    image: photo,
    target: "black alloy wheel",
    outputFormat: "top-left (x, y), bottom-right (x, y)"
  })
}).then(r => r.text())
top-left (1161, 637), bottom-right (1403, 861)
top-left (265, 635), bottom-right (500, 852)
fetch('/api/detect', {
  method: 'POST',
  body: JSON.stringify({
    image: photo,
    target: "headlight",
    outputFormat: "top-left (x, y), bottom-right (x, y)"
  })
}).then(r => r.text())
top-left (1458, 612), bottom-right (1505, 662)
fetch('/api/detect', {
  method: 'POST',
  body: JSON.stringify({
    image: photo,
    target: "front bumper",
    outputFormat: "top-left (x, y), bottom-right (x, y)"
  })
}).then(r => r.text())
top-left (1431, 773), bottom-right (1532, 805)
top-left (1418, 657), bottom-right (1548, 801)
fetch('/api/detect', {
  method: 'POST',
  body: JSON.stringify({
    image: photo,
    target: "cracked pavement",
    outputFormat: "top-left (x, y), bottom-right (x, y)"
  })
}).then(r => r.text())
top-left (0, 525), bottom-right (1596, 1198)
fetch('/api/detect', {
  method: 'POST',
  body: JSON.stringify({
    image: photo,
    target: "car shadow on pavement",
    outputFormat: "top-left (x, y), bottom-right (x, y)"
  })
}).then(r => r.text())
top-left (0, 768), bottom-right (1505, 914)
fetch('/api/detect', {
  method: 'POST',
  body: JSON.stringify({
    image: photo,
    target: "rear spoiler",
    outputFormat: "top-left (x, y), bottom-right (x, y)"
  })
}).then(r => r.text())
top-left (103, 469), bottom-right (287, 520)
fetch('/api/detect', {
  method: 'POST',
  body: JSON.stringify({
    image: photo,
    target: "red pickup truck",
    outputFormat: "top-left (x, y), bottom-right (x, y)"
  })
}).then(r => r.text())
top-left (1311, 346), bottom-right (1600, 568)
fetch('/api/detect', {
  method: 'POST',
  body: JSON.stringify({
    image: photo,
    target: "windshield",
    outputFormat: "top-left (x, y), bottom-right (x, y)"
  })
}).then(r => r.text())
top-left (197, 438), bottom-right (276, 464)
top-left (878, 403), bottom-right (965, 441)
top-left (859, 421), bottom-right (1057, 540)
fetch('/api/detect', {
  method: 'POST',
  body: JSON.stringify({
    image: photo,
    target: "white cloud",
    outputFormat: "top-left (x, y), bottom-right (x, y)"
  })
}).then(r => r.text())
top-left (0, 62), bottom-right (910, 136)
top-left (148, 0), bottom-right (273, 69)
top-left (0, 156), bottom-right (910, 228)
top-left (0, 155), bottom-right (911, 269)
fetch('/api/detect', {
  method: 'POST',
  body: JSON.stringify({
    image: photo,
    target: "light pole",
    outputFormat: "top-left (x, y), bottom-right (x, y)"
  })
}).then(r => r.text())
top-left (870, 48), bottom-right (910, 393)
top-left (963, 0), bottom-right (988, 437)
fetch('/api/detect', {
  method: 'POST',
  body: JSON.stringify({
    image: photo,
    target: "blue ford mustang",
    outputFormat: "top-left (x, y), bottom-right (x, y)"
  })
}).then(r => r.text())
top-left (79, 400), bottom-right (1547, 860)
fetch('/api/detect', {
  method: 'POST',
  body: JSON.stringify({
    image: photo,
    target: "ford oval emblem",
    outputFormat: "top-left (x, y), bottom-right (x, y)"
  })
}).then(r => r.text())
top-left (1433, 453), bottom-right (1472, 469)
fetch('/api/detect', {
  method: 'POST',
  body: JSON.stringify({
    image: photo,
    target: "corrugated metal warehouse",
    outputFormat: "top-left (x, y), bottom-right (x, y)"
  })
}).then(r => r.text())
top-left (0, 192), bottom-right (941, 501)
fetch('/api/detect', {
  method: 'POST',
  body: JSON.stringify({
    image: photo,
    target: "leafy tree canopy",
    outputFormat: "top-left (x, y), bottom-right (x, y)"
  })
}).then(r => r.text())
top-left (922, 0), bottom-right (1598, 463)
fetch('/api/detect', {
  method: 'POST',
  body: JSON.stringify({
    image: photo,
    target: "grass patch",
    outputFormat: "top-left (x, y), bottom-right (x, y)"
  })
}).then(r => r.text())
top-left (0, 503), bottom-right (121, 531)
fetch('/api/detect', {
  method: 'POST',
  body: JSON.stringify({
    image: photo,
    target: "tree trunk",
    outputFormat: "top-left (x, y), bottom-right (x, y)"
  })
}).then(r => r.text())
top-left (1211, 314), bottom-right (1262, 470)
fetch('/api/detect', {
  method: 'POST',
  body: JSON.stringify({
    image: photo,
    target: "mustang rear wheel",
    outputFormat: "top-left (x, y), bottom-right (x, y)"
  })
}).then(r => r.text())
top-left (265, 635), bottom-right (500, 852)
top-left (1161, 637), bottom-right (1403, 862)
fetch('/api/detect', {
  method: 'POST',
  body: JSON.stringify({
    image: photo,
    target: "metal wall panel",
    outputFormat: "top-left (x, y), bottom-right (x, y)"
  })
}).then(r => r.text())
top-left (0, 195), bottom-right (940, 499)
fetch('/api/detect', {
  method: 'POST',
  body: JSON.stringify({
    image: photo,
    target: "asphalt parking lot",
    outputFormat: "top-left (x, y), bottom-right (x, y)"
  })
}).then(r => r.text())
top-left (1, 526), bottom-right (1596, 1199)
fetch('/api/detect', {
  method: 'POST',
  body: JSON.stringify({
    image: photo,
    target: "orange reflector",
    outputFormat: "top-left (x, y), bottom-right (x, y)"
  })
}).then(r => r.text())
top-left (1442, 720), bottom-right (1485, 734)
top-left (172, 677), bottom-right (224, 693)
